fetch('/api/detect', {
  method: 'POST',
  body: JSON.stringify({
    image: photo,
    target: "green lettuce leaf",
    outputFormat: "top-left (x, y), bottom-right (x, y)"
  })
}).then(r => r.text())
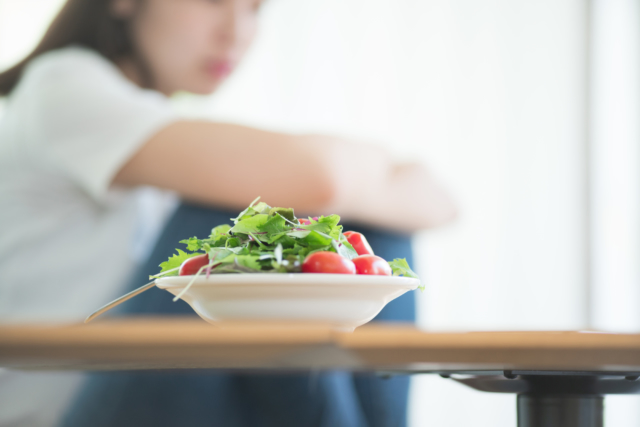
top-left (230, 214), bottom-right (270, 234)
top-left (260, 214), bottom-right (289, 235)
top-left (179, 237), bottom-right (202, 252)
top-left (159, 250), bottom-right (203, 275)
top-left (389, 258), bottom-right (422, 290)
top-left (268, 207), bottom-right (296, 222)
top-left (300, 230), bottom-right (333, 248)
top-left (232, 200), bottom-right (271, 223)
top-left (332, 239), bottom-right (358, 260)
top-left (210, 224), bottom-right (232, 240)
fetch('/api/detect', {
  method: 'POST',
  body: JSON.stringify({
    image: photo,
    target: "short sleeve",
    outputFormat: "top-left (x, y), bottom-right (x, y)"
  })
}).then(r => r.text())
top-left (16, 47), bottom-right (177, 201)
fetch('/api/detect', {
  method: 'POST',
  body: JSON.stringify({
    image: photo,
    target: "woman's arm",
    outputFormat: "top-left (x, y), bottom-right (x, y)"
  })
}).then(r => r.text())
top-left (113, 121), bottom-right (457, 232)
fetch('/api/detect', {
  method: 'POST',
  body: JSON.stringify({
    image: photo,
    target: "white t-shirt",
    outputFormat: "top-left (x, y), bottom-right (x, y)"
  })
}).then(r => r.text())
top-left (0, 47), bottom-right (179, 426)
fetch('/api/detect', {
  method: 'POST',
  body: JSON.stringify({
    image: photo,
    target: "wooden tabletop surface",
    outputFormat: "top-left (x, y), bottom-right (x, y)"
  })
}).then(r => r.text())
top-left (2, 317), bottom-right (640, 373)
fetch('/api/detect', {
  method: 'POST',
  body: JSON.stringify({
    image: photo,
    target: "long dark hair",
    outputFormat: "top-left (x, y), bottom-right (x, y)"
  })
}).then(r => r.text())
top-left (0, 0), bottom-right (136, 96)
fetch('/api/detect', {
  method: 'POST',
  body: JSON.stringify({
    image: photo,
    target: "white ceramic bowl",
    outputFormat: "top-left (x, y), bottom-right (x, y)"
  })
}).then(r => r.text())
top-left (155, 274), bottom-right (419, 331)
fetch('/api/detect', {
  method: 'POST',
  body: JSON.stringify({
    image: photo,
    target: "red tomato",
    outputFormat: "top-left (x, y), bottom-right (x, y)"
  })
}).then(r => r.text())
top-left (353, 255), bottom-right (392, 276)
top-left (302, 252), bottom-right (356, 274)
top-left (179, 254), bottom-right (210, 276)
top-left (343, 231), bottom-right (375, 256)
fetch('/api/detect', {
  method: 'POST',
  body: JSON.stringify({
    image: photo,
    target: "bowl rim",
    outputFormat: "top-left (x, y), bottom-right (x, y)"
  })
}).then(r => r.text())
top-left (155, 273), bottom-right (420, 290)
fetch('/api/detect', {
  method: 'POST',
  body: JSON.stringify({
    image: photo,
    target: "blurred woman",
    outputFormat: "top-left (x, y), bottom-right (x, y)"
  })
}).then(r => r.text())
top-left (0, 0), bottom-right (456, 426)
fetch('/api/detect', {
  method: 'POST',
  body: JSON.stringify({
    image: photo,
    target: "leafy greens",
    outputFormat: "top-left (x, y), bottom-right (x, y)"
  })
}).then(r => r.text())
top-left (153, 198), bottom-right (419, 284)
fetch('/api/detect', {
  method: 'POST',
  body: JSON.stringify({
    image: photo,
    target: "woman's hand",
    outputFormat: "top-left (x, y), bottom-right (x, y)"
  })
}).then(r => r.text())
top-left (113, 121), bottom-right (456, 233)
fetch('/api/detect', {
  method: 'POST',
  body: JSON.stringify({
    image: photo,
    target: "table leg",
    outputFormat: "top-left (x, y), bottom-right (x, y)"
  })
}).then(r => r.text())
top-left (447, 372), bottom-right (640, 426)
top-left (517, 394), bottom-right (603, 427)
top-left (450, 373), bottom-right (628, 427)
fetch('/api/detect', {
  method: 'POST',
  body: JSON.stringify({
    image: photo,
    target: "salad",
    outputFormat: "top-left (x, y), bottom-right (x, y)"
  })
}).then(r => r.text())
top-left (151, 198), bottom-right (420, 298)
top-left (85, 198), bottom-right (420, 324)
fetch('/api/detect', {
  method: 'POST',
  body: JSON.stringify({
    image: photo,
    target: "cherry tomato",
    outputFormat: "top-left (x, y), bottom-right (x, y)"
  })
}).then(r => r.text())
top-left (353, 255), bottom-right (392, 276)
top-left (179, 254), bottom-right (210, 276)
top-left (343, 231), bottom-right (375, 256)
top-left (302, 251), bottom-right (356, 274)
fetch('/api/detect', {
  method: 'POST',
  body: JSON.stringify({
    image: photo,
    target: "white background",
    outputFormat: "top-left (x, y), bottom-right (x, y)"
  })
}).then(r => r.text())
top-left (1, 0), bottom-right (638, 426)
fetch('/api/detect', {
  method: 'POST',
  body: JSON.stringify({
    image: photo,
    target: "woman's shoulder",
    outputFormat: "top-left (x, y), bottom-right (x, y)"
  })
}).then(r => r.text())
top-left (28, 46), bottom-right (114, 74)
top-left (17, 46), bottom-right (125, 93)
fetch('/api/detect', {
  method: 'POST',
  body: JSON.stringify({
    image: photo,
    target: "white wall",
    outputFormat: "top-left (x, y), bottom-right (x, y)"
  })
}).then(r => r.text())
top-left (590, 0), bottom-right (640, 424)
top-left (0, 0), bottom-right (65, 70)
top-left (0, 0), bottom-right (65, 115)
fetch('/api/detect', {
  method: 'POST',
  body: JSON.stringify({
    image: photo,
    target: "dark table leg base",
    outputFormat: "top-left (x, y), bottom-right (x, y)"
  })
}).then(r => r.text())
top-left (448, 373), bottom-right (640, 427)
top-left (518, 394), bottom-right (603, 427)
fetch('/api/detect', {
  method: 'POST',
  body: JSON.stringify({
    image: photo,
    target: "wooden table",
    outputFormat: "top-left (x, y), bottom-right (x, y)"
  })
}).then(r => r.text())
top-left (2, 318), bottom-right (640, 427)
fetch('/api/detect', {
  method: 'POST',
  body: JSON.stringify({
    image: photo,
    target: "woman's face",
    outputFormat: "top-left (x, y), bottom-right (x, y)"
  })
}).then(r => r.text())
top-left (114, 0), bottom-right (262, 95)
